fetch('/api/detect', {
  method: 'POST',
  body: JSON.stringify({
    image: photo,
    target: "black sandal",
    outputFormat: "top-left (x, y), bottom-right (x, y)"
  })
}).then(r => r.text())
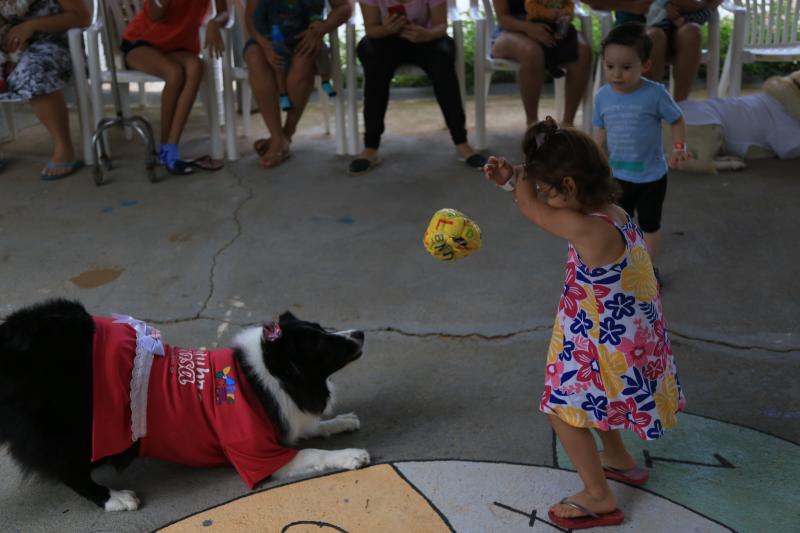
top-left (348, 156), bottom-right (382, 175)
top-left (459, 153), bottom-right (487, 169)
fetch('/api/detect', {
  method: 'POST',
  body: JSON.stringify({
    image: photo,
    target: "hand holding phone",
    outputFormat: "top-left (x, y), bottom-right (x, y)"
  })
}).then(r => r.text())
top-left (387, 4), bottom-right (407, 17)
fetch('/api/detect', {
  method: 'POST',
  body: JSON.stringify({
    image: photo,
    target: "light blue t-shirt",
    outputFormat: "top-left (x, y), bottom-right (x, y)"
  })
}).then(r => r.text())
top-left (593, 78), bottom-right (682, 183)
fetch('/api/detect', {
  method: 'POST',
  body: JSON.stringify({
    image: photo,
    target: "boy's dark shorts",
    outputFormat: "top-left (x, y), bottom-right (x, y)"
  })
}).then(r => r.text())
top-left (615, 174), bottom-right (668, 233)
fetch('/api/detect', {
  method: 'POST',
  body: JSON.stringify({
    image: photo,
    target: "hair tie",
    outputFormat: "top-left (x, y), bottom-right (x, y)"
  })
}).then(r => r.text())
top-left (535, 132), bottom-right (548, 148)
top-left (262, 322), bottom-right (282, 342)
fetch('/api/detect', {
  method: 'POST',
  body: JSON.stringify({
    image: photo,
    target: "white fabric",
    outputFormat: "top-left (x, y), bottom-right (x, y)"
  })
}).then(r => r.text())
top-left (679, 94), bottom-right (800, 159)
top-left (111, 314), bottom-right (165, 441)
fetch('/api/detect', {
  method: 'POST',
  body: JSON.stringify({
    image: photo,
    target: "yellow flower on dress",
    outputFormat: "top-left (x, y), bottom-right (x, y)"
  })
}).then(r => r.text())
top-left (621, 248), bottom-right (658, 301)
top-left (554, 406), bottom-right (589, 428)
top-left (655, 374), bottom-right (679, 428)
top-left (579, 288), bottom-right (600, 341)
top-left (546, 316), bottom-right (563, 365)
top-left (598, 344), bottom-right (628, 398)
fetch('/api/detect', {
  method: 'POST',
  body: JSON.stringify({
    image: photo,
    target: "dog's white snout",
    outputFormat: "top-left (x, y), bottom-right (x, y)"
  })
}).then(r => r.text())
top-left (334, 329), bottom-right (365, 346)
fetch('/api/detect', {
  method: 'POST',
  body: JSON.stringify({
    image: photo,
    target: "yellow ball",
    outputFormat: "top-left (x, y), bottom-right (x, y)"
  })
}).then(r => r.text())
top-left (423, 208), bottom-right (482, 261)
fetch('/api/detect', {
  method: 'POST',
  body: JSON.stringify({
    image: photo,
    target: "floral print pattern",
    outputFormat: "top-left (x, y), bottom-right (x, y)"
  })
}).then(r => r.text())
top-left (539, 212), bottom-right (685, 440)
top-left (0, 0), bottom-right (72, 103)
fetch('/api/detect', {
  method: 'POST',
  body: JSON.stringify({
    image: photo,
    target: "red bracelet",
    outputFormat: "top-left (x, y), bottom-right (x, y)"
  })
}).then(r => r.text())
top-left (673, 142), bottom-right (686, 151)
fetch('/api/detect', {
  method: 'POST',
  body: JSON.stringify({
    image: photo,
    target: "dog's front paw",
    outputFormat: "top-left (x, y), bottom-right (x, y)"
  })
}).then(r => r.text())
top-left (330, 413), bottom-right (361, 433)
top-left (330, 448), bottom-right (370, 471)
top-left (105, 489), bottom-right (140, 512)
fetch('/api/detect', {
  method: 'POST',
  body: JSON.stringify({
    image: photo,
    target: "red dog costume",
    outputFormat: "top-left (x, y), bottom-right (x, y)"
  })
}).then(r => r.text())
top-left (90, 316), bottom-right (297, 488)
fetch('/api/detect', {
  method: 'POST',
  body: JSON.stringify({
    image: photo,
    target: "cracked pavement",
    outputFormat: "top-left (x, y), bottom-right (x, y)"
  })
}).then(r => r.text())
top-left (0, 96), bottom-right (798, 532)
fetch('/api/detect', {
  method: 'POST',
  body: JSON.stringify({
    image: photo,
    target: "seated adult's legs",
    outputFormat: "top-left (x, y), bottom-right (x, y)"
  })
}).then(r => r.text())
top-left (645, 26), bottom-right (668, 84)
top-left (491, 32), bottom-right (546, 125)
top-left (671, 23), bottom-right (702, 101)
top-left (245, 43), bottom-right (291, 166)
top-left (562, 35), bottom-right (592, 126)
top-left (30, 90), bottom-right (78, 178)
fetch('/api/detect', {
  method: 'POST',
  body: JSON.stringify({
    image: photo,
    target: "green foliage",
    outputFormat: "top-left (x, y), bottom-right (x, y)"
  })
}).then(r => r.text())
top-left (343, 14), bottom-right (798, 90)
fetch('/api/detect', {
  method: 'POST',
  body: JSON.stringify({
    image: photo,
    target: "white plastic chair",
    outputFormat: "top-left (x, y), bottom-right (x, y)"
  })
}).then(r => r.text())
top-left (472, 0), bottom-right (595, 149)
top-left (590, 8), bottom-right (721, 101)
top-left (220, 0), bottom-right (347, 160)
top-left (85, 0), bottom-right (223, 160)
top-left (720, 0), bottom-right (800, 97)
top-left (344, 0), bottom-right (468, 156)
top-left (0, 27), bottom-right (94, 164)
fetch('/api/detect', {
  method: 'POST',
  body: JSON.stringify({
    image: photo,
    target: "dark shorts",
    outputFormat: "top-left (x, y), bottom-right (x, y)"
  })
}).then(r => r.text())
top-left (120, 40), bottom-right (154, 68)
top-left (615, 174), bottom-right (668, 233)
top-left (535, 21), bottom-right (579, 68)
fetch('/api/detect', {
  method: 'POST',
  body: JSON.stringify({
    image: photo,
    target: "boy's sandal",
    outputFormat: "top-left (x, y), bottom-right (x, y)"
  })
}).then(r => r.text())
top-left (259, 149), bottom-right (291, 169)
top-left (40, 160), bottom-right (84, 181)
top-left (547, 499), bottom-right (625, 530)
top-left (348, 156), bottom-right (382, 175)
top-left (165, 159), bottom-right (193, 176)
top-left (187, 155), bottom-right (224, 171)
top-left (458, 153), bottom-right (487, 169)
top-left (603, 464), bottom-right (649, 485)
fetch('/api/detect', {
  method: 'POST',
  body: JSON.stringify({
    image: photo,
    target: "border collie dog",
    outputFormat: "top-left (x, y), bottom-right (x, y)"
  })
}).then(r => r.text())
top-left (0, 299), bottom-right (369, 511)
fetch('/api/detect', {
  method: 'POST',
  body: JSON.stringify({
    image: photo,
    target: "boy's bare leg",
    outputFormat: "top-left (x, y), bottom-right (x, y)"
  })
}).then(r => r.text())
top-left (548, 414), bottom-right (618, 518)
top-left (644, 230), bottom-right (661, 262)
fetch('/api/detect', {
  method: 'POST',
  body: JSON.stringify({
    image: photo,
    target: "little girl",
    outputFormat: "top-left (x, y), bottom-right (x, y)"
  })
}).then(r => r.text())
top-left (122, 0), bottom-right (227, 175)
top-left (484, 117), bottom-right (685, 530)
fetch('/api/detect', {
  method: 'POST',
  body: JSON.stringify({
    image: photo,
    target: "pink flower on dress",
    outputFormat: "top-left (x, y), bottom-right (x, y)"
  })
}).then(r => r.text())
top-left (559, 262), bottom-right (588, 319)
top-left (545, 361), bottom-right (565, 388)
top-left (608, 397), bottom-right (652, 439)
top-left (593, 284), bottom-right (611, 314)
top-left (617, 321), bottom-right (658, 370)
top-left (540, 385), bottom-right (552, 411)
top-left (574, 343), bottom-right (604, 390)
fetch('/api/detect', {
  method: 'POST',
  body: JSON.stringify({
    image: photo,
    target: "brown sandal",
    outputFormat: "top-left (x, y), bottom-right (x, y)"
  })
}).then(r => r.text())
top-left (259, 149), bottom-right (291, 169)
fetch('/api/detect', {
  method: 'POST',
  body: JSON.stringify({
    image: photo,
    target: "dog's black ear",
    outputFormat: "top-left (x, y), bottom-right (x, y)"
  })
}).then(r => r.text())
top-left (278, 311), bottom-right (298, 324)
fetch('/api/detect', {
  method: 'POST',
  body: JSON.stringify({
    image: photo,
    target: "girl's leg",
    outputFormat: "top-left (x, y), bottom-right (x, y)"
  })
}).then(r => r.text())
top-left (562, 34), bottom-right (592, 126)
top-left (164, 51), bottom-right (205, 145)
top-left (125, 46), bottom-right (185, 144)
top-left (548, 414), bottom-right (617, 518)
top-left (30, 90), bottom-right (76, 177)
top-left (244, 44), bottom-right (290, 161)
top-left (491, 32), bottom-right (545, 125)
top-left (645, 27), bottom-right (668, 83)
top-left (281, 52), bottom-right (316, 143)
top-left (595, 429), bottom-right (637, 470)
top-left (671, 23), bottom-right (702, 101)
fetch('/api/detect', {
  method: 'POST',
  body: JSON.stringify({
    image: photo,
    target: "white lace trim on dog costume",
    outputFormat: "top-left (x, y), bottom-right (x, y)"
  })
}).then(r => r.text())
top-left (111, 313), bottom-right (165, 441)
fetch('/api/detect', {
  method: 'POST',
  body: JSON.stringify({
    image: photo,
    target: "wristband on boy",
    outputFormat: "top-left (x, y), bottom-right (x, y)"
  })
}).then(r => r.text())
top-left (673, 142), bottom-right (687, 152)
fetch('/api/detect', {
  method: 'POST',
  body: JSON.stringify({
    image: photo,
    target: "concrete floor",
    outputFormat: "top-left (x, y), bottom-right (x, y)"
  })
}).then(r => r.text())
top-left (0, 92), bottom-right (798, 532)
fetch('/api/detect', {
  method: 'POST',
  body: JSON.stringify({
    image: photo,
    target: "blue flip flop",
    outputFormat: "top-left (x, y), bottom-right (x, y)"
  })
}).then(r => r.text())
top-left (40, 160), bottom-right (84, 181)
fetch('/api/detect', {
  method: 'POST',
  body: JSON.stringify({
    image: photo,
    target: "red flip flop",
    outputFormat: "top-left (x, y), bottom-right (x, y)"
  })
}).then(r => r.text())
top-left (603, 464), bottom-right (650, 485)
top-left (548, 499), bottom-right (625, 530)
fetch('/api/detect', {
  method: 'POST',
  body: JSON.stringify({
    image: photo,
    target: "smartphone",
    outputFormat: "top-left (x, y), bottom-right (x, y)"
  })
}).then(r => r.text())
top-left (387, 4), bottom-right (407, 17)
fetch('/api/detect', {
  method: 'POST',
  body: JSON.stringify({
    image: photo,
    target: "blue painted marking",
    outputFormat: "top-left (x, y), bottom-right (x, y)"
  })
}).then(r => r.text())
top-left (120, 200), bottom-right (139, 207)
top-left (336, 217), bottom-right (354, 224)
top-left (101, 207), bottom-right (114, 214)
top-left (555, 412), bottom-right (800, 532)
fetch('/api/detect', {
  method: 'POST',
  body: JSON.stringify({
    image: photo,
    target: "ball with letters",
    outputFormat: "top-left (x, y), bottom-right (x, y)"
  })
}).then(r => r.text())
top-left (423, 208), bottom-right (482, 261)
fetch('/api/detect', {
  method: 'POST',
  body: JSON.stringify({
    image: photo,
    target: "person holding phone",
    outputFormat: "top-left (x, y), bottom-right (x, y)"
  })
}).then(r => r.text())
top-left (348, 0), bottom-right (486, 174)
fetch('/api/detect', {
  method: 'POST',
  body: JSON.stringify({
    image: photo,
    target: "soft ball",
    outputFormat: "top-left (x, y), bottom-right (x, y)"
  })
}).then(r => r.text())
top-left (423, 208), bottom-right (482, 261)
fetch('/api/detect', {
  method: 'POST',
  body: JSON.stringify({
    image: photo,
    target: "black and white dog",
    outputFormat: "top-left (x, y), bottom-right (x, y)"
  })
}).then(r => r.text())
top-left (0, 299), bottom-right (369, 511)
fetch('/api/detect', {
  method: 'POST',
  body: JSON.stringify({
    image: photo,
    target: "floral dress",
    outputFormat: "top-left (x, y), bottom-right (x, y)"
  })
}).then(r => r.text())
top-left (539, 212), bottom-right (685, 440)
top-left (0, 0), bottom-right (72, 102)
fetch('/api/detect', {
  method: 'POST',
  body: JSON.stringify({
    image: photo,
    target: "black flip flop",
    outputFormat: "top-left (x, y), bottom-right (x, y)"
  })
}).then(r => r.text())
top-left (459, 153), bottom-right (487, 169)
top-left (165, 159), bottom-right (193, 176)
top-left (187, 155), bottom-right (224, 171)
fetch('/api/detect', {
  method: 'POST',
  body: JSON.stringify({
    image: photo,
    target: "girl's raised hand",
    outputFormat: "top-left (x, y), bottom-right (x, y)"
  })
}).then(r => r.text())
top-left (483, 156), bottom-right (515, 187)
